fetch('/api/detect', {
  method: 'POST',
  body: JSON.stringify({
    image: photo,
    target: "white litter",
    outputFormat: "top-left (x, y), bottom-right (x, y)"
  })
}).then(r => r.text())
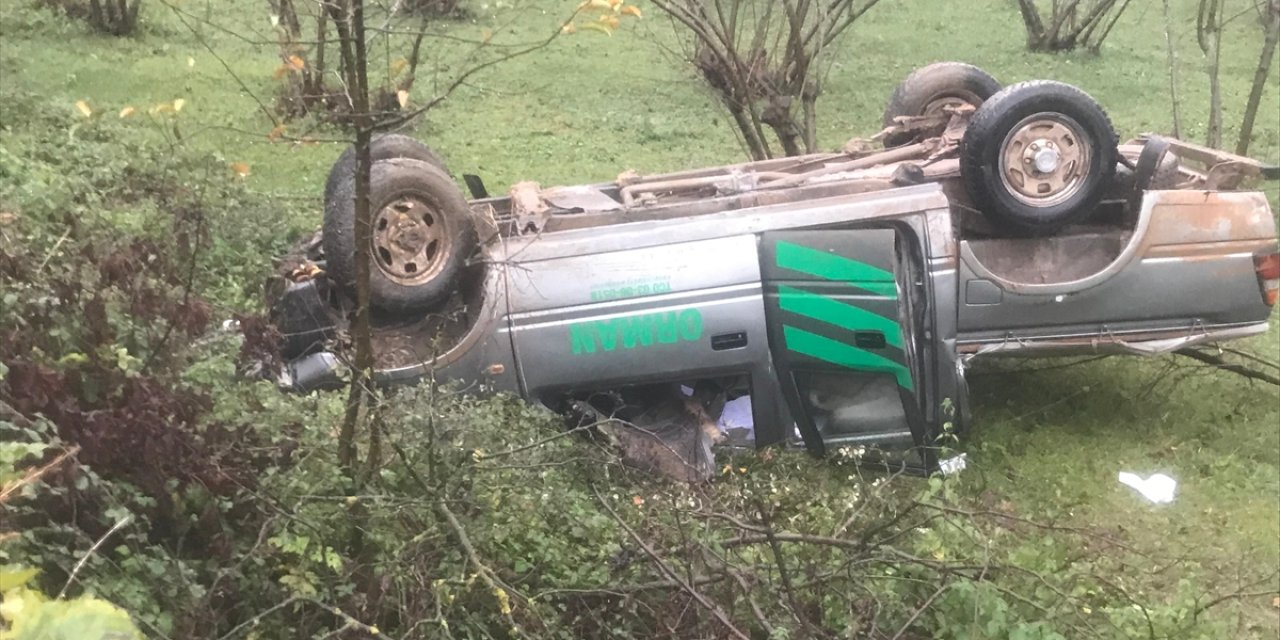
top-left (717, 395), bottom-right (754, 435)
top-left (938, 453), bottom-right (967, 476)
top-left (1117, 472), bottom-right (1177, 504)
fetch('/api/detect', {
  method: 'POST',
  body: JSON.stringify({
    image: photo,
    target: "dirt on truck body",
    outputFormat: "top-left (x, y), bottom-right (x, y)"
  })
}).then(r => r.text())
top-left (268, 64), bottom-right (1280, 478)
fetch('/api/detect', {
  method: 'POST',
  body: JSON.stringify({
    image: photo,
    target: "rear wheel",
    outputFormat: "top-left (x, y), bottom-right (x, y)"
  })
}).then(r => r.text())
top-left (882, 62), bottom-right (1001, 147)
top-left (324, 158), bottom-right (477, 313)
top-left (960, 80), bottom-right (1118, 235)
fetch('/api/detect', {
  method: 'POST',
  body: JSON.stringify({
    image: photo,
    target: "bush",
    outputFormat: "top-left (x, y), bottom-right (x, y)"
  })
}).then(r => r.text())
top-left (40, 0), bottom-right (143, 36)
top-left (403, 0), bottom-right (467, 18)
top-left (1015, 0), bottom-right (1131, 53)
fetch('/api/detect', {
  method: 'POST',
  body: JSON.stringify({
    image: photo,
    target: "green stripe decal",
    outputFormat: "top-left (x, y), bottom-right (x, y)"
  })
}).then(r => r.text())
top-left (783, 325), bottom-right (914, 390)
top-left (775, 241), bottom-right (895, 284)
top-left (777, 285), bottom-right (903, 349)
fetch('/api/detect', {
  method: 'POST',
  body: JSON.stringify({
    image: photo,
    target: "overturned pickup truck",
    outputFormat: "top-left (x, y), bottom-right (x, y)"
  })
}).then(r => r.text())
top-left (269, 63), bottom-right (1279, 474)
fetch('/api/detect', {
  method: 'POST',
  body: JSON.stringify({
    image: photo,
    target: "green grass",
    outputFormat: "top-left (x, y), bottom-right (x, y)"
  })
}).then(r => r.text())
top-left (2, 0), bottom-right (1278, 633)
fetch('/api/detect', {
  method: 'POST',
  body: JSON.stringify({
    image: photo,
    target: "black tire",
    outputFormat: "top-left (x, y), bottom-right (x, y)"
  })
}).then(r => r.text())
top-left (323, 134), bottom-right (449, 208)
top-left (960, 80), bottom-right (1118, 235)
top-left (882, 62), bottom-right (1001, 147)
top-left (324, 158), bottom-right (477, 313)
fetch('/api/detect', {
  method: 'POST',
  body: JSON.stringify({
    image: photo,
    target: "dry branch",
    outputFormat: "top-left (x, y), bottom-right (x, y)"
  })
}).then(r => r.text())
top-left (592, 485), bottom-right (752, 640)
top-left (1176, 347), bottom-right (1280, 386)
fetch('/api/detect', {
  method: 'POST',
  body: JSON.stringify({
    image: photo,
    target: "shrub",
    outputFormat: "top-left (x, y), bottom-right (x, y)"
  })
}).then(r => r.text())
top-left (1014, 0), bottom-right (1132, 53)
top-left (40, 0), bottom-right (143, 36)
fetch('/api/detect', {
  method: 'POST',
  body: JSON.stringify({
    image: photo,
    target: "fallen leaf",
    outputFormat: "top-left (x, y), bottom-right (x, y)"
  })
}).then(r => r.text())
top-left (577, 0), bottom-right (611, 11)
top-left (289, 261), bottom-right (323, 282)
top-left (598, 14), bottom-right (620, 29)
top-left (187, 56), bottom-right (195, 68)
top-left (230, 162), bottom-right (250, 178)
top-left (631, 496), bottom-right (644, 506)
top-left (481, 28), bottom-right (493, 43)
top-left (1273, 595), bottom-right (1280, 609)
top-left (269, 14), bottom-right (279, 27)
top-left (267, 124), bottom-right (287, 140)
top-left (578, 20), bottom-right (613, 35)
top-left (621, 5), bottom-right (641, 17)
top-left (172, 98), bottom-right (186, 113)
top-left (287, 55), bottom-right (305, 71)
top-left (74, 100), bottom-right (92, 117)
top-left (388, 57), bottom-right (408, 77)
top-left (609, 0), bottom-right (622, 7)
top-left (0, 212), bottom-right (17, 226)
top-left (118, 106), bottom-right (136, 118)
top-left (273, 65), bottom-right (289, 80)
top-left (396, 89), bottom-right (409, 108)
top-left (560, 22), bottom-right (577, 34)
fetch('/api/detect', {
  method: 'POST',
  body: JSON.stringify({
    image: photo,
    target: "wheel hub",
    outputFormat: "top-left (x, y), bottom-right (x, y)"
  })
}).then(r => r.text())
top-left (372, 196), bottom-right (450, 286)
top-left (1027, 140), bottom-right (1062, 174)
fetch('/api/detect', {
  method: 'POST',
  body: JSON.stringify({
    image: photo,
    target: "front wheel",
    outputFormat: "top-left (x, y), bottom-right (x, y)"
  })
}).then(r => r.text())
top-left (323, 158), bottom-right (477, 313)
top-left (960, 80), bottom-right (1118, 235)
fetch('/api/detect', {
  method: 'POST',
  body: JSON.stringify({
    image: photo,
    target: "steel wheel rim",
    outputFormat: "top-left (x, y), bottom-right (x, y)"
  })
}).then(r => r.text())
top-left (922, 92), bottom-right (979, 116)
top-left (371, 193), bottom-right (451, 286)
top-left (997, 112), bottom-right (1092, 207)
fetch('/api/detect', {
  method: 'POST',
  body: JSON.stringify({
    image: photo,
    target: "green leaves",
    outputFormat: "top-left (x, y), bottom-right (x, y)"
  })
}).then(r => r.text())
top-left (0, 576), bottom-right (144, 640)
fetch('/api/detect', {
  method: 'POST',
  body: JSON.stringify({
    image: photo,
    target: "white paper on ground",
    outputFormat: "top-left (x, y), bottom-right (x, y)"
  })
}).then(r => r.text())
top-left (1117, 472), bottom-right (1177, 504)
top-left (938, 453), bottom-right (967, 476)
top-left (717, 395), bottom-right (754, 436)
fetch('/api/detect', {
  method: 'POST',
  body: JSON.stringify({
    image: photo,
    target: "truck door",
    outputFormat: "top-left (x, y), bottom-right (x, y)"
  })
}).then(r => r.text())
top-left (760, 227), bottom-right (934, 463)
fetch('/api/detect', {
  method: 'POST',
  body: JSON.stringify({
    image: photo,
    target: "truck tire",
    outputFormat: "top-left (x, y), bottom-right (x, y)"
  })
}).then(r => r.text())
top-left (1127, 136), bottom-right (1181, 213)
top-left (324, 158), bottom-right (477, 313)
top-left (323, 134), bottom-right (449, 209)
top-left (882, 62), bottom-right (1001, 147)
top-left (960, 80), bottom-right (1118, 235)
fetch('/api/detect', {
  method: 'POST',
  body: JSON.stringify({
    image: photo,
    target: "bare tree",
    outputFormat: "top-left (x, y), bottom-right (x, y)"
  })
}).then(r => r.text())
top-left (41, 0), bottom-right (143, 35)
top-left (650, 0), bottom-right (880, 160)
top-left (1198, 0), bottom-right (1227, 148)
top-left (1015, 0), bottom-right (1133, 53)
top-left (321, 0), bottom-right (377, 490)
top-left (1236, 0), bottom-right (1280, 154)
top-left (1161, 0), bottom-right (1184, 139)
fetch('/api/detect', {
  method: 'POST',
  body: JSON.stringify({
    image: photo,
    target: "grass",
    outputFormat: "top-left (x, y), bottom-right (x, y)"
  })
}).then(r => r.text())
top-left (2, 0), bottom-right (1278, 634)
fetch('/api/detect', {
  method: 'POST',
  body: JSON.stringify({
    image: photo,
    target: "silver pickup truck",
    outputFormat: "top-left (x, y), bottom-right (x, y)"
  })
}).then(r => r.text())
top-left (269, 64), bottom-right (1279, 472)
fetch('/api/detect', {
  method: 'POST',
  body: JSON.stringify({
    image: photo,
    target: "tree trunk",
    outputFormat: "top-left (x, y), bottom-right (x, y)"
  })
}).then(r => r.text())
top-left (278, 0), bottom-right (303, 39)
top-left (1162, 0), bottom-right (1184, 138)
top-left (329, 0), bottom-right (376, 484)
top-left (761, 96), bottom-right (803, 157)
top-left (1017, 0), bottom-right (1046, 49)
top-left (1236, 0), bottom-right (1280, 155)
top-left (310, 9), bottom-right (328, 101)
top-left (727, 102), bottom-right (768, 161)
top-left (1199, 0), bottom-right (1224, 148)
top-left (801, 92), bottom-right (818, 154)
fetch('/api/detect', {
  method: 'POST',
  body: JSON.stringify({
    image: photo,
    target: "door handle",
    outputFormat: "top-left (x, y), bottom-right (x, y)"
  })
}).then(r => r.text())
top-left (711, 331), bottom-right (748, 351)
